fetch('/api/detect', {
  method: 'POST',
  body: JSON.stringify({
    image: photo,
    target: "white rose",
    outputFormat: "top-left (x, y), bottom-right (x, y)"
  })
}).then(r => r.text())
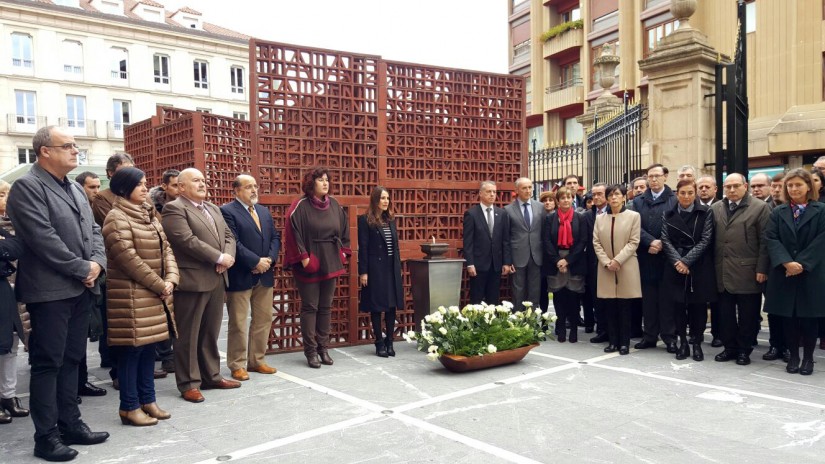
top-left (426, 352), bottom-right (439, 361)
top-left (487, 344), bottom-right (497, 354)
top-left (438, 327), bottom-right (448, 335)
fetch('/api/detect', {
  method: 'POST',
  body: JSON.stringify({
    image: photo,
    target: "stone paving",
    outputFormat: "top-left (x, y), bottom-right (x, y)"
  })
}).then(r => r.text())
top-left (3, 316), bottom-right (825, 463)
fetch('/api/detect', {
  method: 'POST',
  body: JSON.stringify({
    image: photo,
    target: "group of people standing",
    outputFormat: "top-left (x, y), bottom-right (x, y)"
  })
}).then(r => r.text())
top-left (463, 161), bottom-right (825, 374)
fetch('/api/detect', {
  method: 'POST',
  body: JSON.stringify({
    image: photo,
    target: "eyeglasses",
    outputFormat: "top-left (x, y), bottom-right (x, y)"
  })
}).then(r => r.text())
top-left (46, 143), bottom-right (79, 150)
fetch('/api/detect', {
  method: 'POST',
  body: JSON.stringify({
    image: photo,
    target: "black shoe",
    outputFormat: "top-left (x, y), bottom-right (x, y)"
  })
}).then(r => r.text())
top-left (782, 349), bottom-right (792, 363)
top-left (78, 382), bottom-right (107, 397)
top-left (675, 342), bottom-right (690, 360)
top-left (714, 350), bottom-right (736, 362)
top-left (584, 326), bottom-right (594, 334)
top-left (800, 359), bottom-right (814, 376)
top-left (0, 408), bottom-right (11, 424)
top-left (762, 347), bottom-right (780, 361)
top-left (603, 345), bottom-right (618, 353)
top-left (590, 333), bottom-right (609, 343)
top-left (375, 341), bottom-right (388, 358)
top-left (787, 358), bottom-right (801, 374)
top-left (34, 435), bottom-right (78, 462)
top-left (711, 338), bottom-right (724, 348)
top-left (385, 337), bottom-right (396, 357)
top-left (634, 340), bottom-right (657, 350)
top-left (692, 344), bottom-right (704, 362)
top-left (736, 353), bottom-right (751, 366)
top-left (557, 333), bottom-right (566, 343)
top-left (666, 342), bottom-right (678, 354)
top-left (568, 329), bottom-right (578, 343)
top-left (1, 397), bottom-right (29, 417)
top-left (318, 351), bottom-right (334, 366)
top-left (619, 346), bottom-right (630, 355)
top-left (306, 355), bottom-right (321, 369)
top-left (59, 423), bottom-right (109, 446)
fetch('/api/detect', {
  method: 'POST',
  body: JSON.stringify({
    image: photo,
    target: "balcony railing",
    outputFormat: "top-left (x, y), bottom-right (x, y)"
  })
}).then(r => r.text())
top-left (58, 118), bottom-right (97, 137)
top-left (544, 78), bottom-right (584, 111)
top-left (107, 121), bottom-right (130, 139)
top-left (6, 114), bottom-right (47, 133)
top-left (111, 70), bottom-right (128, 80)
top-left (512, 39), bottom-right (531, 65)
top-left (544, 27), bottom-right (583, 59)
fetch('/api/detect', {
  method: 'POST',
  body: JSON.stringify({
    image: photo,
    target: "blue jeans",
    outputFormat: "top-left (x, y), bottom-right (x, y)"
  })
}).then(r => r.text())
top-left (117, 343), bottom-right (156, 411)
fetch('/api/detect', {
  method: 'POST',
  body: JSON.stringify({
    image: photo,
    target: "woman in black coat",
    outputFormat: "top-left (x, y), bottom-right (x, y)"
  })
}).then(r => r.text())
top-left (358, 187), bottom-right (404, 357)
top-left (764, 169), bottom-right (825, 375)
top-left (542, 187), bottom-right (588, 343)
top-left (0, 227), bottom-right (26, 424)
top-left (661, 179), bottom-right (716, 362)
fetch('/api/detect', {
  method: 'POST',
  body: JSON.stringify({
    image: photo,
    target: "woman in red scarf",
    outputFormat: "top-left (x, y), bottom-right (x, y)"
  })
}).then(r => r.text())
top-left (283, 168), bottom-right (351, 368)
top-left (542, 187), bottom-right (588, 342)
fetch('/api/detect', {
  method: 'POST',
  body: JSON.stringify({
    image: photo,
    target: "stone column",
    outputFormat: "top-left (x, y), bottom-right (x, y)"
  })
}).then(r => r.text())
top-left (638, 0), bottom-right (728, 176)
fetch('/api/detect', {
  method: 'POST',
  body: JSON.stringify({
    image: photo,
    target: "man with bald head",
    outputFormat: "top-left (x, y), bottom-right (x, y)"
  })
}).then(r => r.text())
top-left (710, 173), bottom-right (771, 366)
top-left (749, 173), bottom-right (774, 208)
top-left (220, 175), bottom-right (281, 381)
top-left (162, 168), bottom-right (239, 403)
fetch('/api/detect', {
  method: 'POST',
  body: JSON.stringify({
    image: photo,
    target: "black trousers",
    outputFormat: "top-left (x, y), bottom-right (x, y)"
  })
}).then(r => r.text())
top-left (785, 316), bottom-right (817, 360)
top-left (718, 291), bottom-right (761, 355)
top-left (709, 302), bottom-right (720, 339)
top-left (673, 302), bottom-right (707, 342)
top-left (553, 287), bottom-right (580, 337)
top-left (28, 291), bottom-right (92, 441)
top-left (767, 314), bottom-right (786, 351)
top-left (469, 268), bottom-right (502, 306)
top-left (580, 289), bottom-right (595, 329)
top-left (641, 283), bottom-right (675, 344)
top-left (631, 298), bottom-right (643, 337)
top-left (604, 298), bottom-right (632, 348)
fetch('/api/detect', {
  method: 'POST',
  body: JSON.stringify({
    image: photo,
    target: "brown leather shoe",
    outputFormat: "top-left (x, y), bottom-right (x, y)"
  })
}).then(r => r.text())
top-left (153, 369), bottom-right (167, 379)
top-left (319, 351), bottom-right (334, 366)
top-left (181, 388), bottom-right (205, 403)
top-left (247, 364), bottom-right (276, 374)
top-left (119, 408), bottom-right (158, 426)
top-left (231, 368), bottom-right (250, 381)
top-left (141, 402), bottom-right (171, 420)
top-left (202, 378), bottom-right (241, 390)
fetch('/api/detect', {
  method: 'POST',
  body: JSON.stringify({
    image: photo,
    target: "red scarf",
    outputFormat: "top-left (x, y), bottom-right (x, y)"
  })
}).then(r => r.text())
top-left (557, 207), bottom-right (574, 248)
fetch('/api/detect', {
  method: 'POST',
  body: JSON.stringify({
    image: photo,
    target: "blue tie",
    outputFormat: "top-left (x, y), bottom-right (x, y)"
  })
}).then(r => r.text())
top-left (522, 202), bottom-right (530, 229)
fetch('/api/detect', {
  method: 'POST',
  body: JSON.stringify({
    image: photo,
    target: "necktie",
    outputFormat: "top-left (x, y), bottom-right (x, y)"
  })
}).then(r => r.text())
top-left (197, 204), bottom-right (218, 236)
top-left (249, 205), bottom-right (261, 231)
top-left (729, 202), bottom-right (737, 212)
top-left (486, 207), bottom-right (493, 237)
top-left (522, 202), bottom-right (530, 229)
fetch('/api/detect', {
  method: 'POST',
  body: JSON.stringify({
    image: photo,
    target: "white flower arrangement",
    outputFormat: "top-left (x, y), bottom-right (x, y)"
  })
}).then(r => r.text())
top-left (403, 301), bottom-right (556, 359)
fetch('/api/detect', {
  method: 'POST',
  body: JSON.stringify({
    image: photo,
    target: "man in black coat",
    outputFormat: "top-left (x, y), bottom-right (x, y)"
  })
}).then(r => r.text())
top-left (697, 175), bottom-right (723, 347)
top-left (584, 183), bottom-right (609, 342)
top-left (633, 164), bottom-right (678, 352)
top-left (221, 175), bottom-right (281, 381)
top-left (463, 181), bottom-right (512, 305)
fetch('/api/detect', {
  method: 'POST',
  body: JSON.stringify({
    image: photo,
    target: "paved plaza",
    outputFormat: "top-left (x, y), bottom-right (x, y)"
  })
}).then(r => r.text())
top-left (3, 315), bottom-right (825, 464)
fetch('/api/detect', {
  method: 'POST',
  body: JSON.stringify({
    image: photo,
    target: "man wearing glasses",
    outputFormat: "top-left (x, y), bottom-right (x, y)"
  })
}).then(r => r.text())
top-left (7, 126), bottom-right (109, 461)
top-left (710, 173), bottom-right (771, 367)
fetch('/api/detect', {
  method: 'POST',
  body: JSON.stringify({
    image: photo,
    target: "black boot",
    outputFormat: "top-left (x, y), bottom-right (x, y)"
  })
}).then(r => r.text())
top-left (692, 343), bottom-right (704, 361)
top-left (375, 341), bottom-right (388, 358)
top-left (0, 408), bottom-right (11, 424)
top-left (1, 397), bottom-right (29, 417)
top-left (675, 340), bottom-right (690, 360)
top-left (385, 337), bottom-right (396, 357)
top-left (34, 435), bottom-right (78, 462)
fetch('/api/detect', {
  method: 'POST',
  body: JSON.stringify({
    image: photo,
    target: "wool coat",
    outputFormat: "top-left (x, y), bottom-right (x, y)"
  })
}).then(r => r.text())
top-left (592, 209), bottom-right (642, 299)
top-left (541, 208), bottom-right (588, 277)
top-left (285, 196), bottom-right (352, 283)
top-left (711, 193), bottom-right (771, 294)
top-left (660, 201), bottom-right (717, 304)
top-left (632, 185), bottom-right (677, 284)
top-left (357, 215), bottom-right (404, 312)
top-left (763, 202), bottom-right (825, 318)
top-left (103, 198), bottom-right (179, 347)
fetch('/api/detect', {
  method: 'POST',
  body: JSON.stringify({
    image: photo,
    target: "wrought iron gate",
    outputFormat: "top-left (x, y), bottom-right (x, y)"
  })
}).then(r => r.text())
top-left (586, 102), bottom-right (647, 187)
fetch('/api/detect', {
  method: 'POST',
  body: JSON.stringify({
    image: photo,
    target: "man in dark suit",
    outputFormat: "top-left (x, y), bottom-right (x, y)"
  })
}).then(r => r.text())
top-left (697, 175), bottom-right (723, 347)
top-left (584, 183), bottom-right (609, 343)
top-left (505, 177), bottom-right (545, 311)
top-left (221, 175), bottom-right (281, 382)
top-left (462, 181), bottom-right (511, 305)
top-left (8, 126), bottom-right (109, 461)
top-left (162, 168), bottom-right (239, 403)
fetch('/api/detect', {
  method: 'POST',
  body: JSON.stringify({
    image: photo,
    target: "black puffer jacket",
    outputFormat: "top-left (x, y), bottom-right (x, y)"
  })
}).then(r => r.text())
top-left (661, 201), bottom-right (717, 304)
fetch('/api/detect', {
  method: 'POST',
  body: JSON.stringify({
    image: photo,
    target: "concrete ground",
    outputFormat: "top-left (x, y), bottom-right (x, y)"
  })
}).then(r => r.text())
top-left (3, 316), bottom-right (825, 464)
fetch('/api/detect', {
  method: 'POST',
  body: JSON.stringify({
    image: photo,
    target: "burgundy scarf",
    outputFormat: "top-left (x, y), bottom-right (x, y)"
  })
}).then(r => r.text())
top-left (309, 194), bottom-right (330, 210)
top-left (557, 207), bottom-right (574, 248)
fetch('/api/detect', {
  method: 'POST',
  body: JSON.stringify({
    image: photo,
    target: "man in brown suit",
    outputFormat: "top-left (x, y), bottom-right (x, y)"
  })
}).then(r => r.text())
top-left (161, 168), bottom-right (239, 403)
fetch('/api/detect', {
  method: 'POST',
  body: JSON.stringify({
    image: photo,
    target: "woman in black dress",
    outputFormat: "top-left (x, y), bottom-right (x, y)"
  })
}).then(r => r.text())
top-left (358, 187), bottom-right (404, 357)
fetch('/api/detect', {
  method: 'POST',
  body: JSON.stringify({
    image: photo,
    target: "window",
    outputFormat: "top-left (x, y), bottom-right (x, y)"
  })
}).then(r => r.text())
top-left (564, 117), bottom-right (584, 144)
top-left (193, 60), bottom-right (208, 89)
top-left (230, 66), bottom-right (245, 94)
top-left (644, 19), bottom-right (680, 57)
top-left (97, 0), bottom-right (123, 15)
top-left (745, 1), bottom-right (756, 33)
top-left (15, 90), bottom-right (36, 126)
top-left (153, 54), bottom-right (170, 84)
top-left (110, 47), bottom-right (128, 80)
top-left (233, 112), bottom-right (248, 120)
top-left (195, 107), bottom-right (212, 113)
top-left (66, 95), bottom-right (86, 128)
top-left (18, 148), bottom-right (36, 164)
top-left (559, 62), bottom-right (581, 89)
top-left (62, 40), bottom-right (83, 75)
top-left (525, 76), bottom-right (532, 113)
top-left (11, 33), bottom-right (33, 68)
top-left (113, 100), bottom-right (131, 131)
top-left (561, 8), bottom-right (581, 23)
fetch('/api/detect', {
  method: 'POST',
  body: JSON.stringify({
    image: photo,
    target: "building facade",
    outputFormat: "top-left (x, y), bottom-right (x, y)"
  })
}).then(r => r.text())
top-left (0, 0), bottom-right (249, 174)
top-left (511, 0), bottom-right (825, 174)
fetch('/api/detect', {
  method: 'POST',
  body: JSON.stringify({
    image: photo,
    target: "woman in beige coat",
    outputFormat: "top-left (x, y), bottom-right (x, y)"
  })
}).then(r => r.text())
top-left (103, 167), bottom-right (179, 427)
top-left (592, 184), bottom-right (642, 355)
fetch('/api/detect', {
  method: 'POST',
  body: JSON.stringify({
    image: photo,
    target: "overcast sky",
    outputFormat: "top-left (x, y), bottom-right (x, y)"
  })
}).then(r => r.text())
top-left (164, 0), bottom-right (509, 74)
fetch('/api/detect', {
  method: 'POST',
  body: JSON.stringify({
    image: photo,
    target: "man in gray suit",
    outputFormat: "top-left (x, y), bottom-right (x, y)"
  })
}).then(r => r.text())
top-left (505, 177), bottom-right (544, 311)
top-left (8, 126), bottom-right (109, 461)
